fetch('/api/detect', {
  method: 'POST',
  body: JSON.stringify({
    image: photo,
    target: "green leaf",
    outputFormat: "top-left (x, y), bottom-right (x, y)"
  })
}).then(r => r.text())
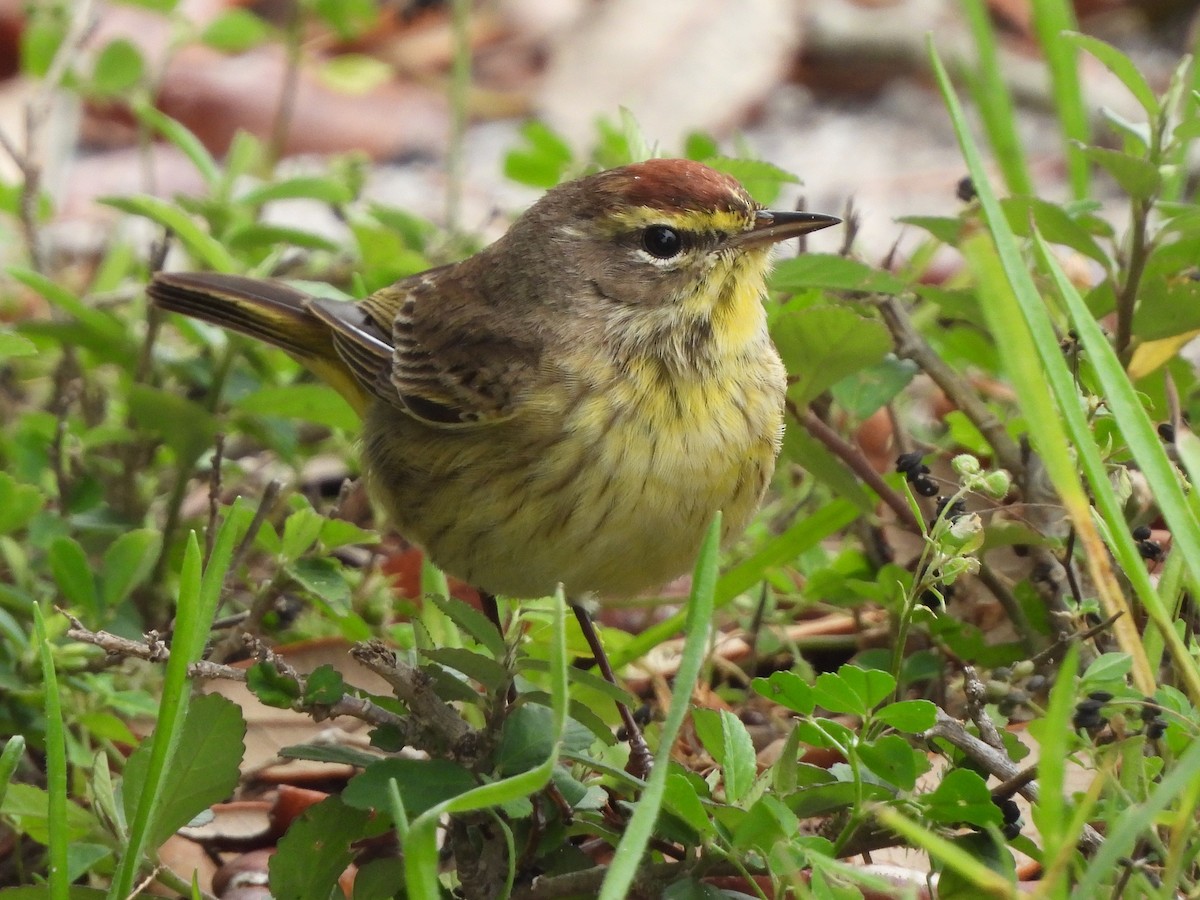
top-left (20, 15), bottom-right (65, 78)
top-left (90, 39), bottom-right (144, 96)
top-left (0, 329), bottom-right (36, 358)
top-left (1000, 197), bottom-right (1110, 269)
top-left (1079, 146), bottom-right (1160, 200)
top-left (224, 223), bottom-right (341, 254)
top-left (318, 518), bottom-right (376, 550)
top-left (128, 694), bottom-right (246, 849)
top-left (101, 196), bottom-right (235, 272)
top-left (771, 254), bottom-right (906, 294)
top-left (937, 832), bottom-right (1017, 899)
top-left (496, 704), bottom-right (559, 776)
top-left (133, 101), bottom-right (220, 190)
top-left (857, 734), bottom-right (924, 790)
top-left (505, 120), bottom-right (574, 188)
top-left (269, 796), bottom-right (372, 899)
top-left (246, 661), bottom-right (301, 709)
top-left (279, 506), bottom-right (326, 562)
top-left (812, 665), bottom-right (895, 717)
top-left (752, 671), bottom-right (814, 716)
top-left (719, 710), bottom-right (757, 806)
top-left (286, 557), bottom-right (352, 613)
top-left (239, 176), bottom-right (355, 207)
top-left (729, 794), bottom-right (799, 854)
top-left (662, 772), bottom-right (712, 839)
top-left (704, 157), bottom-right (799, 206)
top-left (428, 594), bottom-right (505, 659)
top-left (127, 384), bottom-right (218, 465)
top-left (343, 758), bottom-right (477, 819)
top-left (897, 215), bottom-right (965, 245)
top-left (0, 783), bottom-right (97, 844)
top-left (1079, 652), bottom-right (1132, 688)
top-left (310, 0), bottom-right (377, 38)
top-left (774, 306), bottom-right (892, 407)
top-left (922, 768), bottom-right (1002, 828)
top-left (101, 529), bottom-right (162, 609)
top-left (1065, 33), bottom-right (1160, 118)
top-left (874, 699), bottom-right (937, 732)
top-left (423, 647), bottom-right (508, 690)
top-left (48, 537), bottom-right (99, 614)
top-left (0, 472), bottom-right (44, 535)
top-left (200, 8), bottom-right (273, 52)
top-left (302, 665), bottom-right (346, 706)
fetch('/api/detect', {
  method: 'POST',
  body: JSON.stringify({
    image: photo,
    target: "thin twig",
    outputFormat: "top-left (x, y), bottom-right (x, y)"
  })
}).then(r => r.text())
top-left (790, 400), bottom-right (921, 532)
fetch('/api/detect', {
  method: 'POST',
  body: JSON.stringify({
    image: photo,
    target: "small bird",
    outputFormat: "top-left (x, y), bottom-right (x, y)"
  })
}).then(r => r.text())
top-left (150, 158), bottom-right (838, 773)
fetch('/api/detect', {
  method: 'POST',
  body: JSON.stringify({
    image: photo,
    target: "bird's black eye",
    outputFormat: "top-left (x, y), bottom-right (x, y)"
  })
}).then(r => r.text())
top-left (641, 225), bottom-right (684, 259)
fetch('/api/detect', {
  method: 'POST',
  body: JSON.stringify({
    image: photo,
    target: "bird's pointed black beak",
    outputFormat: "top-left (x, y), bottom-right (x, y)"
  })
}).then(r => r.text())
top-left (732, 210), bottom-right (841, 249)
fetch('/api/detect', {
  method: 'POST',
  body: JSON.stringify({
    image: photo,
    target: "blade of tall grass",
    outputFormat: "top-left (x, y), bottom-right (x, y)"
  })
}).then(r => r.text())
top-left (33, 605), bottom-right (68, 900)
top-left (928, 42), bottom-right (1156, 696)
top-left (961, 0), bottom-right (1034, 196)
top-left (1036, 235), bottom-right (1200, 704)
top-left (1029, 0), bottom-right (1089, 199)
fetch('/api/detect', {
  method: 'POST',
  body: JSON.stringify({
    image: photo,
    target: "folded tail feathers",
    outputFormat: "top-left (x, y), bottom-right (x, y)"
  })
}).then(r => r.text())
top-left (149, 272), bottom-right (372, 414)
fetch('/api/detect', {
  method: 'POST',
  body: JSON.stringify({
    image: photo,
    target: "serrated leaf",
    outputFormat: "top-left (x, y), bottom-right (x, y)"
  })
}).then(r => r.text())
top-left (704, 157), bottom-right (799, 205)
top-left (773, 306), bottom-right (892, 407)
top-left (101, 529), bottom-right (162, 609)
top-left (269, 796), bottom-right (371, 900)
top-left (139, 694), bottom-right (246, 848)
top-left (422, 646), bottom-right (508, 689)
top-left (429, 593), bottom-right (505, 659)
top-left (496, 704), bottom-right (558, 776)
top-left (662, 772), bottom-right (712, 839)
top-left (318, 517), bottom-right (376, 550)
top-left (1080, 651), bottom-right (1132, 686)
top-left (279, 506), bottom-right (326, 561)
top-left (246, 661), bottom-right (301, 709)
top-left (287, 557), bottom-right (351, 611)
top-left (730, 794), bottom-right (798, 853)
top-left (302, 664), bottom-right (347, 705)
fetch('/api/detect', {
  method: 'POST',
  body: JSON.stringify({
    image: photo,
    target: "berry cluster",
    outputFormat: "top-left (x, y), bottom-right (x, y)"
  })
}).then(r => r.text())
top-left (1072, 691), bottom-right (1168, 740)
top-left (1131, 525), bottom-right (1163, 562)
top-left (896, 451), bottom-right (938, 497)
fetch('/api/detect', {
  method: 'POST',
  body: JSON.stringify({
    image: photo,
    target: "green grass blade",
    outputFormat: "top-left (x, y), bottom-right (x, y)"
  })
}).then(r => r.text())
top-left (1030, 0), bottom-right (1090, 198)
top-left (929, 39), bottom-right (1156, 697)
top-left (33, 605), bottom-right (68, 900)
top-left (598, 514), bottom-right (721, 899)
top-left (609, 499), bottom-right (856, 670)
top-left (961, 0), bottom-right (1034, 196)
top-left (1035, 235), bottom-right (1200, 703)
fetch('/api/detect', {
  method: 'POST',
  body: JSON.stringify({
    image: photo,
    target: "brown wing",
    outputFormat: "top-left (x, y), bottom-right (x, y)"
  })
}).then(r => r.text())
top-left (312, 269), bottom-right (537, 428)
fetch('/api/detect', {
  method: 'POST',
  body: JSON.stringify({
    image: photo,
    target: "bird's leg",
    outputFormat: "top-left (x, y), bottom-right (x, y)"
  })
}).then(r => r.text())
top-left (571, 603), bottom-right (654, 780)
top-left (479, 591), bottom-right (518, 705)
top-left (481, 592), bottom-right (502, 631)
